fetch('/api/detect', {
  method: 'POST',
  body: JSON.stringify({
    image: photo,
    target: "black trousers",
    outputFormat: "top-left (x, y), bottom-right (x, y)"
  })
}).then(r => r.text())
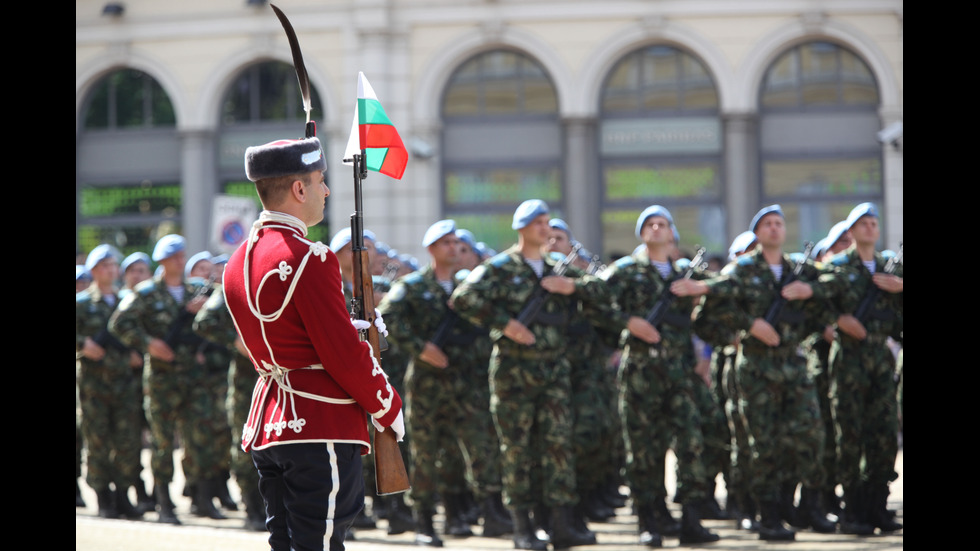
top-left (252, 442), bottom-right (364, 551)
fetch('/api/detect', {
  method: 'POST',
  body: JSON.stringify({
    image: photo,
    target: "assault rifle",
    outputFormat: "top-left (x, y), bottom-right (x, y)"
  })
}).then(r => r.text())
top-left (516, 243), bottom-right (582, 326)
top-left (853, 242), bottom-right (903, 324)
top-left (645, 247), bottom-right (706, 328)
top-left (164, 274), bottom-right (215, 349)
top-left (763, 241), bottom-right (815, 326)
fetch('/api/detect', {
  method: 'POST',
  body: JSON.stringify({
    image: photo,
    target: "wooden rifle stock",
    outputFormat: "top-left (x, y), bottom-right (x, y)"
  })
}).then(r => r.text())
top-left (350, 151), bottom-right (410, 495)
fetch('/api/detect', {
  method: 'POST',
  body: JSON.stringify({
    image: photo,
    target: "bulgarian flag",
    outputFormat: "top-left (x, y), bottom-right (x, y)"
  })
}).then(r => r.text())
top-left (344, 72), bottom-right (408, 180)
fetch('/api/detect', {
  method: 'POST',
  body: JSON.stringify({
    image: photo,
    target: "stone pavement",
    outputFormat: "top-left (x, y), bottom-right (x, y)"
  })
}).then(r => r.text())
top-left (76, 449), bottom-right (902, 551)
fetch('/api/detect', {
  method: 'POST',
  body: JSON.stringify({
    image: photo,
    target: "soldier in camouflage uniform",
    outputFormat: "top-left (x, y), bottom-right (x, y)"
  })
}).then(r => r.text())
top-left (378, 220), bottom-right (510, 545)
top-left (193, 278), bottom-right (266, 531)
top-left (76, 244), bottom-right (145, 519)
top-left (546, 219), bottom-right (619, 528)
top-left (818, 202), bottom-right (903, 535)
top-left (108, 234), bottom-right (224, 524)
top-left (598, 206), bottom-right (720, 547)
top-left (676, 205), bottom-right (837, 541)
top-left (451, 200), bottom-right (651, 550)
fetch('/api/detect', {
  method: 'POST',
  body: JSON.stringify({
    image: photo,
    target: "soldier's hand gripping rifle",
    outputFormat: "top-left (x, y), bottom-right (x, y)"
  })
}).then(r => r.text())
top-left (645, 246), bottom-right (706, 328)
top-left (272, 3), bottom-right (409, 495)
top-left (853, 241), bottom-right (903, 324)
top-left (516, 242), bottom-right (582, 326)
top-left (763, 241), bottom-right (815, 326)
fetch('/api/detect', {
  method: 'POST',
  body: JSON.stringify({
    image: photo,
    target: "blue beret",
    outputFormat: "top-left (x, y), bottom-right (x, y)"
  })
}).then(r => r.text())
top-left (549, 218), bottom-right (573, 238)
top-left (85, 244), bottom-right (121, 271)
top-left (512, 199), bottom-right (549, 230)
top-left (824, 220), bottom-right (851, 248)
top-left (635, 205), bottom-right (674, 239)
top-left (375, 241), bottom-right (391, 256)
top-left (398, 254), bottom-right (419, 271)
top-left (422, 219), bottom-right (457, 247)
top-left (244, 137), bottom-right (327, 182)
top-left (456, 229), bottom-right (478, 251)
top-left (750, 204), bottom-right (783, 232)
top-left (845, 202), bottom-right (878, 229)
top-left (184, 251), bottom-right (213, 279)
top-left (121, 252), bottom-right (150, 273)
top-left (152, 234), bottom-right (186, 262)
top-left (475, 242), bottom-right (495, 258)
top-left (329, 227), bottom-right (376, 252)
top-left (728, 230), bottom-right (758, 261)
top-left (212, 253), bottom-right (229, 266)
top-left (672, 225), bottom-right (681, 245)
top-left (76, 265), bottom-right (91, 282)
top-left (811, 237), bottom-right (831, 259)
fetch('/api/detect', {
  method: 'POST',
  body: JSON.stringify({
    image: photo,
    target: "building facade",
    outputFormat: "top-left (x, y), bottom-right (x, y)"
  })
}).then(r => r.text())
top-left (76, 0), bottom-right (903, 262)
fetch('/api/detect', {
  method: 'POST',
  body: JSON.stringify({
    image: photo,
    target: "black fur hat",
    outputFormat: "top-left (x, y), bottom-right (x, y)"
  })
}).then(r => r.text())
top-left (244, 137), bottom-right (327, 182)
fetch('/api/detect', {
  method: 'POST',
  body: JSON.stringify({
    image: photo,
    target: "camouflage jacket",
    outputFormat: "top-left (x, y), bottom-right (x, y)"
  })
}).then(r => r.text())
top-left (377, 264), bottom-right (486, 369)
top-left (599, 251), bottom-right (711, 358)
top-left (109, 275), bottom-right (212, 367)
top-left (193, 284), bottom-right (240, 349)
top-left (818, 246), bottom-right (903, 339)
top-left (700, 248), bottom-right (834, 351)
top-left (450, 245), bottom-right (627, 353)
top-left (76, 284), bottom-right (132, 373)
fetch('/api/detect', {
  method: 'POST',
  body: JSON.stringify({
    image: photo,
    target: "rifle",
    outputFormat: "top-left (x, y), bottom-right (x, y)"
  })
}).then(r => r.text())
top-left (516, 242), bottom-right (582, 326)
top-left (429, 308), bottom-right (460, 350)
top-left (349, 150), bottom-right (410, 495)
top-left (645, 246), bottom-right (706, 328)
top-left (763, 241), bottom-right (815, 326)
top-left (164, 274), bottom-right (215, 349)
top-left (272, 2), bottom-right (408, 495)
top-left (853, 242), bottom-right (903, 324)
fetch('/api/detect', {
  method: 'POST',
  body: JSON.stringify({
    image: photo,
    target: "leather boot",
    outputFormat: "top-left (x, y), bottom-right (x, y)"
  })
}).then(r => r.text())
top-left (758, 500), bottom-right (795, 541)
top-left (548, 506), bottom-right (596, 549)
top-left (679, 501), bottom-right (720, 544)
top-left (479, 494), bottom-right (512, 537)
top-left (97, 487), bottom-right (119, 519)
top-left (243, 488), bottom-right (266, 531)
top-left (636, 503), bottom-right (663, 548)
top-left (511, 509), bottom-right (547, 550)
top-left (652, 496), bottom-right (680, 536)
top-left (839, 486), bottom-right (874, 535)
top-left (779, 482), bottom-right (799, 527)
top-left (116, 486), bottom-right (144, 519)
top-left (134, 481), bottom-right (155, 514)
top-left (867, 485), bottom-right (902, 533)
top-left (215, 474), bottom-right (238, 511)
top-left (443, 493), bottom-right (474, 537)
top-left (580, 489), bottom-right (614, 521)
top-left (701, 481), bottom-right (729, 520)
top-left (797, 487), bottom-right (836, 533)
top-left (382, 495), bottom-right (415, 536)
top-left (155, 482), bottom-right (181, 525)
top-left (194, 478), bottom-right (227, 520)
top-left (414, 508), bottom-right (445, 547)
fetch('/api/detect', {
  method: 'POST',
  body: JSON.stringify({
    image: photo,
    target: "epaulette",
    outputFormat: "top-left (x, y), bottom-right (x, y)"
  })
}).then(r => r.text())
top-left (401, 272), bottom-right (424, 285)
top-left (76, 289), bottom-right (93, 303)
top-left (830, 252), bottom-right (849, 266)
top-left (737, 254), bottom-right (755, 267)
top-left (881, 249), bottom-right (897, 261)
top-left (547, 251), bottom-right (565, 263)
top-left (720, 263), bottom-right (737, 276)
top-left (454, 269), bottom-right (471, 282)
top-left (614, 256), bottom-right (636, 269)
top-left (788, 252), bottom-right (807, 264)
top-left (187, 276), bottom-right (209, 290)
top-left (675, 258), bottom-right (691, 271)
top-left (135, 278), bottom-right (157, 295)
top-left (489, 252), bottom-right (510, 267)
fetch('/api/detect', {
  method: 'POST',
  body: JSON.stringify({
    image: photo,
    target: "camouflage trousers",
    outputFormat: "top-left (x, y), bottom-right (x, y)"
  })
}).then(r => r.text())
top-left (180, 359), bottom-right (233, 483)
top-left (806, 340), bottom-right (839, 493)
top-left (143, 356), bottom-right (224, 485)
top-left (719, 350), bottom-right (754, 505)
top-left (229, 353), bottom-right (259, 495)
top-left (569, 345), bottom-right (617, 495)
top-left (489, 345), bottom-right (576, 510)
top-left (618, 346), bottom-right (709, 506)
top-left (405, 360), bottom-right (501, 509)
top-left (78, 363), bottom-right (144, 491)
top-left (692, 369), bottom-right (730, 491)
top-left (734, 345), bottom-right (825, 504)
top-left (830, 336), bottom-right (899, 491)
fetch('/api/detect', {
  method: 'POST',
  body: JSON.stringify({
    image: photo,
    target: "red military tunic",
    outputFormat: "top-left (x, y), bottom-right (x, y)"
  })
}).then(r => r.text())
top-left (223, 211), bottom-right (401, 454)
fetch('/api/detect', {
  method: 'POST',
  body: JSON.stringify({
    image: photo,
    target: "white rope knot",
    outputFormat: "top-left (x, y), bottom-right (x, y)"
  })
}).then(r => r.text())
top-left (309, 241), bottom-right (329, 261)
top-left (277, 261), bottom-right (293, 282)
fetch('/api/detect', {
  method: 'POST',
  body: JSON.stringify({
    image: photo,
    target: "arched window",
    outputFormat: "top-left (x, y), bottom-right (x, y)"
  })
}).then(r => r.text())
top-left (218, 61), bottom-right (330, 242)
top-left (599, 45), bottom-right (724, 258)
top-left (76, 69), bottom-right (180, 257)
top-left (440, 50), bottom-right (561, 251)
top-left (758, 41), bottom-right (882, 248)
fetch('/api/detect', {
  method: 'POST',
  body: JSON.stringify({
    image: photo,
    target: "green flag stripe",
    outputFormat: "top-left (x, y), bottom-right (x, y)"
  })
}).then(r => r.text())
top-left (358, 98), bottom-right (393, 126)
top-left (365, 147), bottom-right (388, 172)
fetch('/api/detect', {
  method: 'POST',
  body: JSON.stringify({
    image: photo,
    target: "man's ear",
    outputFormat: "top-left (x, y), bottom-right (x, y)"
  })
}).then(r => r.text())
top-left (290, 177), bottom-right (307, 203)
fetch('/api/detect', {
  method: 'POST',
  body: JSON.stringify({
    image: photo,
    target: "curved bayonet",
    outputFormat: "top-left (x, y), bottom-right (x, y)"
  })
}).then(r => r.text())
top-left (270, 4), bottom-right (314, 137)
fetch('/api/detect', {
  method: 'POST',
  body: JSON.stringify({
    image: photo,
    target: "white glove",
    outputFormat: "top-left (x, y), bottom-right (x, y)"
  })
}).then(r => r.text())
top-left (371, 409), bottom-right (405, 442)
top-left (350, 309), bottom-right (388, 337)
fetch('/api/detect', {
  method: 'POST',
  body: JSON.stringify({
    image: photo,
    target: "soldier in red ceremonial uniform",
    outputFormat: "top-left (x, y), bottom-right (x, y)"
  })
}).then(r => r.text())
top-left (223, 136), bottom-right (405, 551)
